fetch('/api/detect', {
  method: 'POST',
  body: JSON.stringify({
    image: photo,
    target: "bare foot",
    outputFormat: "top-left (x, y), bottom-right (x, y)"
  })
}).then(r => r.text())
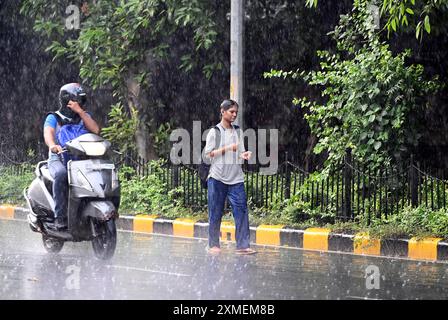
top-left (208, 246), bottom-right (221, 255)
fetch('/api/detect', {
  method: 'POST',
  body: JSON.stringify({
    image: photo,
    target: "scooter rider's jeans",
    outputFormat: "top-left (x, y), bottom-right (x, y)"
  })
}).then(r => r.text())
top-left (207, 178), bottom-right (250, 250)
top-left (48, 160), bottom-right (68, 220)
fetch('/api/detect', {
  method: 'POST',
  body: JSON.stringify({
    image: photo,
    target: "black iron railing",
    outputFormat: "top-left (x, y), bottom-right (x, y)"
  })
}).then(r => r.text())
top-left (116, 150), bottom-right (448, 221)
top-left (3, 149), bottom-right (448, 222)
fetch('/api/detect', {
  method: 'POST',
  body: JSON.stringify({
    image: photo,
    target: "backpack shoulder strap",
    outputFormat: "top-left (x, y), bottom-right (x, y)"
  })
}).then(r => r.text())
top-left (45, 112), bottom-right (63, 127)
top-left (212, 125), bottom-right (221, 150)
top-left (232, 124), bottom-right (242, 143)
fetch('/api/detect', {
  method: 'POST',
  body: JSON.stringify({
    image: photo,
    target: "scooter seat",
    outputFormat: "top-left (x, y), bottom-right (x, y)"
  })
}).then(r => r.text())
top-left (33, 161), bottom-right (54, 196)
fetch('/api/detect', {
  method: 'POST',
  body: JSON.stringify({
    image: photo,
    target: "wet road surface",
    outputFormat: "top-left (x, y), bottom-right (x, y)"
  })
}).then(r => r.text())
top-left (1, 219), bottom-right (448, 300)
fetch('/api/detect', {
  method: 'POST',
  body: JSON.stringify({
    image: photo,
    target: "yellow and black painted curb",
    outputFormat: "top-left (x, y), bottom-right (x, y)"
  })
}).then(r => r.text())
top-left (3, 205), bottom-right (448, 262)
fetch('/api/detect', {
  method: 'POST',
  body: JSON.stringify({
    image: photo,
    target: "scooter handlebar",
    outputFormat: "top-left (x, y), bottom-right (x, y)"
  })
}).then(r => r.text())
top-left (57, 147), bottom-right (68, 155)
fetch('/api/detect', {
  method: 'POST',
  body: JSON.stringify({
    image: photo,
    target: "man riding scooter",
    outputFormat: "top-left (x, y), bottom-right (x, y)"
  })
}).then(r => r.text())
top-left (43, 83), bottom-right (100, 230)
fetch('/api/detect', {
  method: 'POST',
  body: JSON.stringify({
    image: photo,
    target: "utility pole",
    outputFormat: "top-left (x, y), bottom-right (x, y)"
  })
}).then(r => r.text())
top-left (230, 0), bottom-right (244, 130)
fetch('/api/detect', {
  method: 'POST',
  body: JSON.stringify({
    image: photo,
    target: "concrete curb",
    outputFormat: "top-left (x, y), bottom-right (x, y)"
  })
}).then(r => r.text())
top-left (2, 204), bottom-right (448, 262)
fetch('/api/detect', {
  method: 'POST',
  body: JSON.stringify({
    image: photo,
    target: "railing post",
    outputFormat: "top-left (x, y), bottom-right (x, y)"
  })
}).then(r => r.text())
top-left (410, 155), bottom-right (418, 207)
top-left (343, 148), bottom-right (352, 219)
top-left (173, 164), bottom-right (179, 188)
top-left (285, 152), bottom-right (291, 200)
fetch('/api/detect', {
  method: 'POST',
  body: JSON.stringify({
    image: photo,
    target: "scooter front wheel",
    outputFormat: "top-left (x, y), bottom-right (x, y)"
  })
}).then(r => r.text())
top-left (91, 219), bottom-right (117, 260)
top-left (42, 235), bottom-right (64, 253)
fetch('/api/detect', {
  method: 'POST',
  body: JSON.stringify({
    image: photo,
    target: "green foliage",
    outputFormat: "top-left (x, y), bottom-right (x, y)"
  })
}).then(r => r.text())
top-left (381, 0), bottom-right (448, 40)
top-left (0, 166), bottom-right (34, 205)
top-left (305, 0), bottom-right (448, 40)
top-left (101, 103), bottom-right (138, 153)
top-left (248, 173), bottom-right (337, 226)
top-left (20, 0), bottom-right (222, 161)
top-left (118, 161), bottom-right (183, 215)
top-left (151, 122), bottom-right (173, 158)
top-left (20, 0), bottom-right (219, 96)
top-left (305, 0), bottom-right (319, 8)
top-left (266, 0), bottom-right (441, 169)
top-left (368, 205), bottom-right (448, 238)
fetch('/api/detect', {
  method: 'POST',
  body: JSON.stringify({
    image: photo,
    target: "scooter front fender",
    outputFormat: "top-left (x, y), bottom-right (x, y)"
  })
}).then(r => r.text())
top-left (82, 201), bottom-right (116, 221)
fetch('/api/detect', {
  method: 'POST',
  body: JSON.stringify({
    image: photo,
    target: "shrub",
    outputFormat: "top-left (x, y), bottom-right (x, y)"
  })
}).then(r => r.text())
top-left (368, 205), bottom-right (448, 239)
top-left (118, 161), bottom-right (183, 215)
top-left (0, 165), bottom-right (34, 205)
top-left (265, 0), bottom-right (441, 170)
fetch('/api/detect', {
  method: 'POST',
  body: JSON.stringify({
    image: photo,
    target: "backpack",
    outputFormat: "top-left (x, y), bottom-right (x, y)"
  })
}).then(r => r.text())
top-left (198, 126), bottom-right (220, 189)
top-left (198, 124), bottom-right (240, 189)
top-left (45, 112), bottom-right (89, 165)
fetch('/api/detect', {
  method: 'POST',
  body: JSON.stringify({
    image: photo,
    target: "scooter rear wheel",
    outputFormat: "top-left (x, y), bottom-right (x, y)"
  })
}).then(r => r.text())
top-left (42, 235), bottom-right (64, 253)
top-left (91, 219), bottom-right (117, 260)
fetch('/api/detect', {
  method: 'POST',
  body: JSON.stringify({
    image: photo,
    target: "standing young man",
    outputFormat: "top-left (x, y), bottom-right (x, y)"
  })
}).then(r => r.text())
top-left (204, 99), bottom-right (256, 255)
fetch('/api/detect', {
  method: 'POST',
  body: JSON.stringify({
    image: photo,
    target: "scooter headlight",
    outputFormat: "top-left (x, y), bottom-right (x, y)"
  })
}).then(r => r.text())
top-left (79, 141), bottom-right (107, 156)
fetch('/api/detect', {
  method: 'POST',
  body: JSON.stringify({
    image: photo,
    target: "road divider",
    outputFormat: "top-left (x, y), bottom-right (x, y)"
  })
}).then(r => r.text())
top-left (408, 237), bottom-right (442, 261)
top-left (354, 232), bottom-right (381, 256)
top-left (303, 228), bottom-right (331, 251)
top-left (133, 214), bottom-right (159, 234)
top-left (173, 218), bottom-right (198, 238)
top-left (220, 221), bottom-right (236, 242)
top-left (0, 205), bottom-right (15, 220)
top-left (256, 225), bottom-right (285, 246)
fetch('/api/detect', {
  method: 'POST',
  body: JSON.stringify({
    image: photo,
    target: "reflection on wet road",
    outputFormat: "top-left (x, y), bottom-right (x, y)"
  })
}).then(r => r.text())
top-left (1, 219), bottom-right (448, 299)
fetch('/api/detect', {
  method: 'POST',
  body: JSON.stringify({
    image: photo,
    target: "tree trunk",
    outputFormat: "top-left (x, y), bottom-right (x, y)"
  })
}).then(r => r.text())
top-left (126, 74), bottom-right (157, 161)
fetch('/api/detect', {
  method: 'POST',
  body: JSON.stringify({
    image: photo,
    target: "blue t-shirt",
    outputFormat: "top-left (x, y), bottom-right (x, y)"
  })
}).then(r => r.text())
top-left (43, 114), bottom-right (60, 130)
top-left (44, 113), bottom-right (91, 162)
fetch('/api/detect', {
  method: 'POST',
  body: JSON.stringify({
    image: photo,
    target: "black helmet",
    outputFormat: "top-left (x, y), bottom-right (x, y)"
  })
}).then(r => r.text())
top-left (57, 83), bottom-right (87, 122)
